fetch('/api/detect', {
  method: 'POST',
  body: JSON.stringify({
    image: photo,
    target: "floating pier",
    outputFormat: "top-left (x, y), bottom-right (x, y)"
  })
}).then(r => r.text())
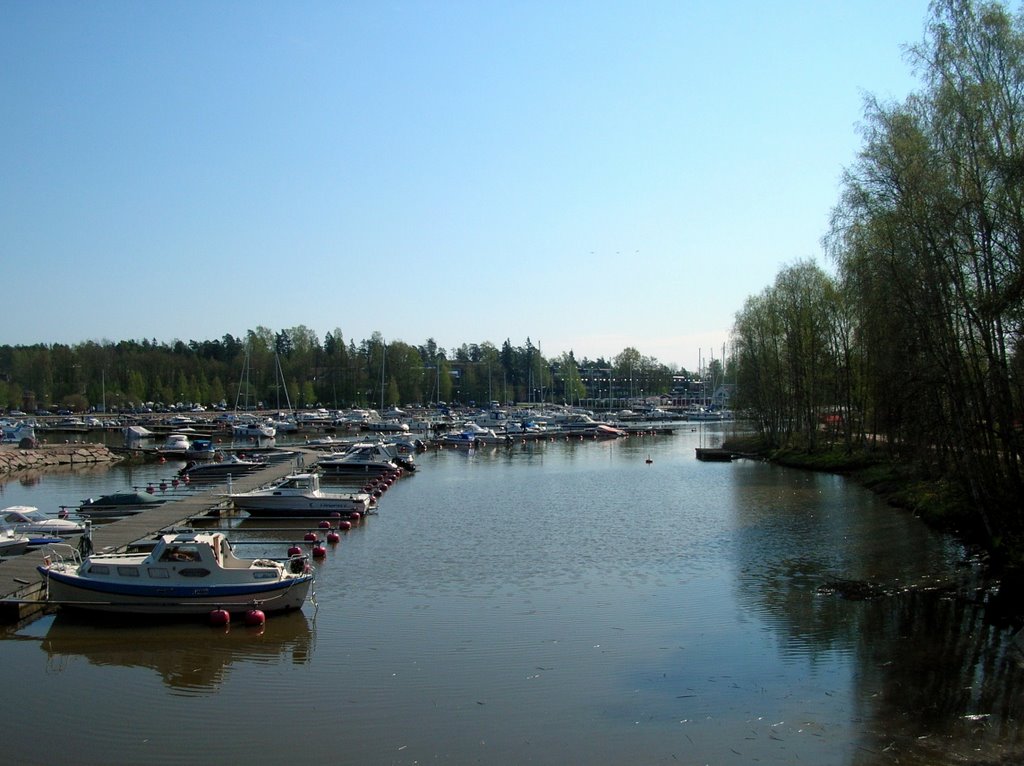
top-left (695, 447), bottom-right (734, 462)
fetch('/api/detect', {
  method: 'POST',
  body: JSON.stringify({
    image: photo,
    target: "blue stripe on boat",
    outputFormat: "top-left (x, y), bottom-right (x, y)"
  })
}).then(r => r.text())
top-left (38, 566), bottom-right (311, 598)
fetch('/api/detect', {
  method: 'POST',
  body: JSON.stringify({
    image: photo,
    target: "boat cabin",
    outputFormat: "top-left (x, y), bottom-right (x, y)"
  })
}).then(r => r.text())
top-left (270, 473), bottom-right (321, 493)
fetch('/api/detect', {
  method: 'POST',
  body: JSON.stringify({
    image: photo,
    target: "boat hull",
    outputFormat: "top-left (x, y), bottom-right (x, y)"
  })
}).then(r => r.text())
top-left (318, 462), bottom-right (396, 475)
top-left (1, 540), bottom-right (29, 557)
top-left (231, 497), bottom-right (370, 517)
top-left (39, 567), bottom-right (312, 614)
top-left (182, 464), bottom-right (263, 479)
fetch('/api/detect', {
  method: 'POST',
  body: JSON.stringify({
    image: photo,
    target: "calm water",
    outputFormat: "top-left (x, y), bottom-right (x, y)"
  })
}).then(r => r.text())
top-left (2, 427), bottom-right (1022, 766)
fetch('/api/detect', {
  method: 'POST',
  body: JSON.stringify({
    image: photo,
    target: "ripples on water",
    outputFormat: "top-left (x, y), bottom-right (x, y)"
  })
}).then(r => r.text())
top-left (2, 428), bottom-right (1023, 766)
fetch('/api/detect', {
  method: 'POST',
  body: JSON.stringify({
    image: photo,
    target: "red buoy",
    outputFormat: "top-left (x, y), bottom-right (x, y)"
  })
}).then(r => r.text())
top-left (312, 543), bottom-right (327, 558)
top-left (318, 520), bottom-right (331, 529)
top-left (172, 478), bottom-right (180, 487)
top-left (146, 485), bottom-right (155, 494)
top-left (244, 608), bottom-right (266, 627)
top-left (338, 520), bottom-right (352, 531)
top-left (209, 608), bottom-right (230, 627)
top-left (326, 531), bottom-right (340, 544)
top-left (350, 512), bottom-right (362, 523)
top-left (303, 531), bottom-right (318, 542)
top-left (288, 544), bottom-right (302, 556)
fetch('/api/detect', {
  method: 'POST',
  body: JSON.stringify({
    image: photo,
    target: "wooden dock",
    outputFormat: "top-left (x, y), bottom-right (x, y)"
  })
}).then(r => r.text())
top-left (0, 449), bottom-right (317, 625)
top-left (695, 447), bottom-right (734, 462)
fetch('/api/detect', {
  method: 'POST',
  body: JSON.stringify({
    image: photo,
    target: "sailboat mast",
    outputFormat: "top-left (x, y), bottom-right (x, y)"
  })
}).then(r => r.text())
top-left (380, 341), bottom-right (386, 410)
top-left (235, 343), bottom-right (251, 413)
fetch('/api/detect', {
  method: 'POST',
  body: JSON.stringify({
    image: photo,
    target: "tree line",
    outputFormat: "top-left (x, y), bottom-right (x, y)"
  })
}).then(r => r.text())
top-left (0, 327), bottom-right (689, 414)
top-left (732, 0), bottom-right (1024, 552)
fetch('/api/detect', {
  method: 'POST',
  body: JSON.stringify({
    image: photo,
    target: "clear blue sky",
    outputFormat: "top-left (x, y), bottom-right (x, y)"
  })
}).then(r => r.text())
top-left (1, 0), bottom-right (930, 371)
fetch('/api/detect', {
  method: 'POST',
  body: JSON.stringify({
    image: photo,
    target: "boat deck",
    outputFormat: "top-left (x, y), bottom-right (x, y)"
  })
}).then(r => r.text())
top-left (0, 449), bottom-right (317, 624)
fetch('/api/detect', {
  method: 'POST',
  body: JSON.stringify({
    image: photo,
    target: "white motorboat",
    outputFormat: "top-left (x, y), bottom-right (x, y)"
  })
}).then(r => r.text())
top-left (185, 438), bottom-right (217, 460)
top-left (317, 442), bottom-right (400, 475)
top-left (557, 414), bottom-right (627, 438)
top-left (685, 407), bottom-right (723, 422)
top-left (2, 505), bottom-right (84, 537)
top-left (233, 421), bottom-right (277, 439)
top-left (156, 432), bottom-right (192, 457)
top-left (1, 420), bottom-right (36, 444)
top-left (0, 522), bottom-right (31, 557)
top-left (38, 529), bottom-right (313, 615)
top-left (438, 422), bottom-right (511, 447)
top-left (179, 453), bottom-right (266, 480)
top-left (229, 472), bottom-right (375, 518)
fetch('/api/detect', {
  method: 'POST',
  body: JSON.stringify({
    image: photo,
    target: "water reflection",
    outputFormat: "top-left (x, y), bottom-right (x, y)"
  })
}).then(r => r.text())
top-left (5, 431), bottom-right (1024, 765)
top-left (728, 462), bottom-right (1024, 764)
top-left (848, 593), bottom-right (1024, 765)
top-left (40, 611), bottom-right (314, 696)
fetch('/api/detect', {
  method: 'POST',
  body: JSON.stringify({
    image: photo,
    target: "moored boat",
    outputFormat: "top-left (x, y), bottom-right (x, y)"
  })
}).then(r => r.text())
top-left (233, 420), bottom-right (277, 439)
top-left (228, 472), bottom-right (375, 518)
top-left (78, 491), bottom-right (167, 518)
top-left (0, 521), bottom-right (31, 557)
top-left (2, 505), bottom-right (85, 537)
top-left (317, 442), bottom-right (400, 475)
top-left (438, 422), bottom-right (511, 447)
top-left (155, 432), bottom-right (192, 457)
top-left (179, 453), bottom-right (266, 480)
top-left (186, 438), bottom-right (217, 460)
top-left (555, 413), bottom-right (627, 438)
top-left (38, 528), bottom-right (313, 615)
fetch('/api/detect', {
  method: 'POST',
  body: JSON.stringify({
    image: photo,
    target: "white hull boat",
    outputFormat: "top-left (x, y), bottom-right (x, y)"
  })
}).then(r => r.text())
top-left (229, 472), bottom-right (374, 518)
top-left (39, 529), bottom-right (313, 615)
top-left (233, 422), bottom-right (277, 439)
top-left (317, 442), bottom-right (400, 475)
top-left (179, 453), bottom-right (266, 480)
top-left (2, 505), bottom-right (84, 537)
top-left (439, 423), bottom-right (511, 447)
top-left (1, 523), bottom-right (31, 557)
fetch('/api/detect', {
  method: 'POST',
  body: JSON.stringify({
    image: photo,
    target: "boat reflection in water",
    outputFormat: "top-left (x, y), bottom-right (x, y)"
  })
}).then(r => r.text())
top-left (40, 610), bottom-right (314, 696)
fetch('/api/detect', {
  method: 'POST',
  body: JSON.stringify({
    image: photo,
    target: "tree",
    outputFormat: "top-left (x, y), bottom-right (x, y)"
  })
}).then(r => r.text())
top-left (823, 0), bottom-right (1024, 548)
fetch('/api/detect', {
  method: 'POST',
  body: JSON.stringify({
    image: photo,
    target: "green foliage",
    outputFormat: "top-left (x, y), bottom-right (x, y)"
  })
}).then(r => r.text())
top-left (0, 330), bottom-right (684, 412)
top-left (737, 0), bottom-right (1024, 554)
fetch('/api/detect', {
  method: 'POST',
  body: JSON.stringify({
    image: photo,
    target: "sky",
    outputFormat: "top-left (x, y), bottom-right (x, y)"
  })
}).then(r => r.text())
top-left (1, 0), bottom-right (932, 371)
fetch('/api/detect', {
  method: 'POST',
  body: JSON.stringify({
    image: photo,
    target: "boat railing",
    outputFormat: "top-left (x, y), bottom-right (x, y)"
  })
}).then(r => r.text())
top-left (41, 542), bottom-right (83, 569)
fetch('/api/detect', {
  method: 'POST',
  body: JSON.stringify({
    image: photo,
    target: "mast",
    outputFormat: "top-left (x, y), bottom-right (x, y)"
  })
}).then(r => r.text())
top-left (274, 352), bottom-right (293, 412)
top-left (379, 340), bottom-right (386, 410)
top-left (235, 342), bottom-right (251, 413)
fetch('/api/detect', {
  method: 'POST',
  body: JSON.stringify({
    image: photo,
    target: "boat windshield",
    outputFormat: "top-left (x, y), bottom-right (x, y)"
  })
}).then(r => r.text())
top-left (159, 544), bottom-right (202, 562)
top-left (5, 509), bottom-right (46, 523)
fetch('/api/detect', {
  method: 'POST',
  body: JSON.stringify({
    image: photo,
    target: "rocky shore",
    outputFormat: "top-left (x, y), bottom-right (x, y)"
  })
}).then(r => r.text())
top-left (0, 443), bottom-right (122, 474)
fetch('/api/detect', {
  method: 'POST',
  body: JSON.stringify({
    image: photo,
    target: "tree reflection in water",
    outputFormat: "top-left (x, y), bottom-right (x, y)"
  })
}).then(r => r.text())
top-left (849, 590), bottom-right (1024, 765)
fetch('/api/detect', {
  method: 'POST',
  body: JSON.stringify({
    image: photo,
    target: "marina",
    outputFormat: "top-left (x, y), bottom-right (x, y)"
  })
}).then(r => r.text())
top-left (1, 426), bottom-right (1022, 765)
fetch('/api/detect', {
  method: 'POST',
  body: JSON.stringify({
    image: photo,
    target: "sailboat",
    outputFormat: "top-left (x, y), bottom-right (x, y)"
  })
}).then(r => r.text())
top-left (694, 347), bottom-right (733, 461)
top-left (232, 343), bottom-right (276, 440)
